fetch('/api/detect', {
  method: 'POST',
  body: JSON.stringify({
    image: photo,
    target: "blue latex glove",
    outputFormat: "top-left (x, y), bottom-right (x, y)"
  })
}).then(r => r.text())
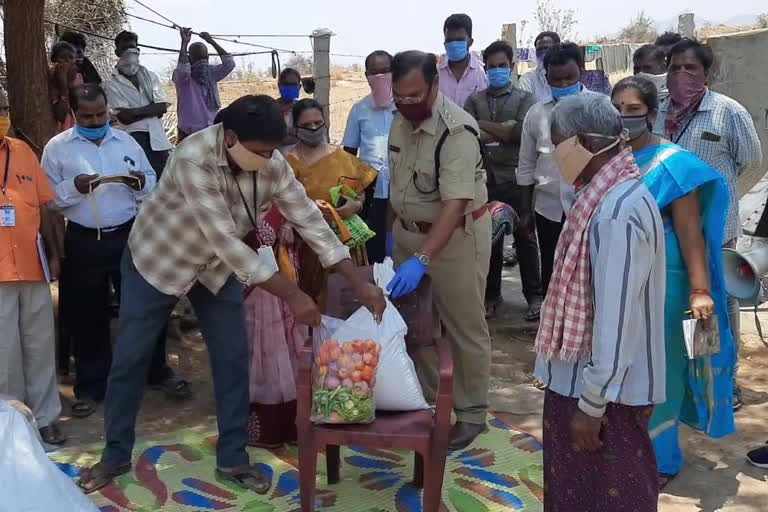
top-left (387, 256), bottom-right (426, 298)
top-left (385, 232), bottom-right (394, 257)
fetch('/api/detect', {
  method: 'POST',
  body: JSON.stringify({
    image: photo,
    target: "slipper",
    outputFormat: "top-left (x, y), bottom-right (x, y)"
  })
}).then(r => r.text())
top-left (39, 423), bottom-right (66, 445)
top-left (151, 376), bottom-right (191, 400)
top-left (216, 465), bottom-right (271, 494)
top-left (71, 397), bottom-right (98, 418)
top-left (78, 461), bottom-right (131, 494)
top-left (524, 301), bottom-right (542, 322)
top-left (658, 472), bottom-right (677, 490)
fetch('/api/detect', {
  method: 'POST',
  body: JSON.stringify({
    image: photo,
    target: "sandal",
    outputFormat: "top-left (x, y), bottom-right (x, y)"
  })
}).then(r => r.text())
top-left (71, 397), bottom-right (98, 418)
top-left (39, 423), bottom-right (66, 445)
top-left (216, 464), bottom-right (271, 494)
top-left (78, 460), bottom-right (131, 494)
top-left (151, 376), bottom-right (192, 400)
top-left (524, 301), bottom-right (542, 322)
top-left (658, 472), bottom-right (677, 490)
top-left (485, 297), bottom-right (502, 319)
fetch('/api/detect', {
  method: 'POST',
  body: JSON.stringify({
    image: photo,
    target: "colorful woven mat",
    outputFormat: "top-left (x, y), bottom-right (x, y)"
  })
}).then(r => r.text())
top-left (51, 413), bottom-right (543, 511)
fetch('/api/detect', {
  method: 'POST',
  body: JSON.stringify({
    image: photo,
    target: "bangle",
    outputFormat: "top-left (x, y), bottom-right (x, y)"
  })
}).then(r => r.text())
top-left (690, 288), bottom-right (711, 297)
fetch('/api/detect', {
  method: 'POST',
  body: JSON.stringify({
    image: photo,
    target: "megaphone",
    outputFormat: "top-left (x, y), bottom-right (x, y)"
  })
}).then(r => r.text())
top-left (722, 237), bottom-right (768, 306)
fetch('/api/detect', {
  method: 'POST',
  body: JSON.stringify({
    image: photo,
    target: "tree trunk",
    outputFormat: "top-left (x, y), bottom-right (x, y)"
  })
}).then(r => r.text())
top-left (3, 0), bottom-right (55, 153)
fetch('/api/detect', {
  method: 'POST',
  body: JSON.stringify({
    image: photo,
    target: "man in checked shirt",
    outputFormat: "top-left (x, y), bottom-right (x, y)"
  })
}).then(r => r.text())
top-left (77, 95), bottom-right (386, 495)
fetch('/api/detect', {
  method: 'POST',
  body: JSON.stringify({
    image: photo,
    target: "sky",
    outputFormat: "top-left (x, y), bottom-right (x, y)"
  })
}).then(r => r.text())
top-left (125, 0), bottom-right (767, 74)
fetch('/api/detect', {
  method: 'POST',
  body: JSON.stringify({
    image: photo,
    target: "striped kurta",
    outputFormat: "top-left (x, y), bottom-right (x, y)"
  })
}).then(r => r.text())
top-left (534, 179), bottom-right (667, 411)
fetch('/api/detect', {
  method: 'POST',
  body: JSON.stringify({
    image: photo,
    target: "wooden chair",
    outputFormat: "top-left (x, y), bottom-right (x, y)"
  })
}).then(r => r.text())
top-left (296, 266), bottom-right (454, 512)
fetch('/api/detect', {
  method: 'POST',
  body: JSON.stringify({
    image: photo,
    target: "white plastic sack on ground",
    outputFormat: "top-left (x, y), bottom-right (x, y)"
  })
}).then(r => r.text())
top-left (321, 259), bottom-right (429, 411)
top-left (0, 401), bottom-right (99, 512)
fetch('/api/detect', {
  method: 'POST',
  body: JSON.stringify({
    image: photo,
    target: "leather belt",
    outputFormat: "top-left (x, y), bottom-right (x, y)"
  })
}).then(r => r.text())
top-left (67, 218), bottom-right (134, 236)
top-left (400, 205), bottom-right (488, 234)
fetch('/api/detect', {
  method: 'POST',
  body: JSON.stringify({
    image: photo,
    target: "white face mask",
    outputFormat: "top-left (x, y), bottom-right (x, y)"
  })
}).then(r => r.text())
top-left (117, 49), bottom-right (140, 76)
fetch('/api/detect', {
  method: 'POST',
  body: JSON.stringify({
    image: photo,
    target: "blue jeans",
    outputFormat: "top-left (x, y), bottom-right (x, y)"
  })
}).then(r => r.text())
top-left (102, 249), bottom-right (250, 468)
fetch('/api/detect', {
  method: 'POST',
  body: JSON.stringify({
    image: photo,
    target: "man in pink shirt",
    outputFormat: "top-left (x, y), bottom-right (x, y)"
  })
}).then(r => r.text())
top-left (438, 13), bottom-right (489, 107)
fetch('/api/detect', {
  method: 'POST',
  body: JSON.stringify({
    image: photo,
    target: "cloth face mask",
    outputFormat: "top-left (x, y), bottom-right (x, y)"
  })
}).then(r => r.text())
top-left (296, 125), bottom-right (327, 147)
top-left (368, 72), bottom-right (393, 109)
top-left (621, 115), bottom-right (650, 140)
top-left (117, 48), bottom-right (141, 76)
top-left (227, 141), bottom-right (270, 172)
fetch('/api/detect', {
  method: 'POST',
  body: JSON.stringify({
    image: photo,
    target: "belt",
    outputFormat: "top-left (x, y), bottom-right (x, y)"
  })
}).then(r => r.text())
top-left (67, 218), bottom-right (134, 237)
top-left (400, 205), bottom-right (488, 234)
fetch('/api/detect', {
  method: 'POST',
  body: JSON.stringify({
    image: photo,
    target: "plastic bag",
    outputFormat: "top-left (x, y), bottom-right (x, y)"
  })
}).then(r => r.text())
top-left (312, 259), bottom-right (429, 413)
top-left (312, 330), bottom-right (381, 424)
top-left (0, 401), bottom-right (99, 512)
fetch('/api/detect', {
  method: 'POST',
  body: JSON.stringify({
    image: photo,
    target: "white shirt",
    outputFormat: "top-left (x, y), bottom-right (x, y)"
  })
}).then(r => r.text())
top-left (517, 99), bottom-right (575, 222)
top-left (42, 127), bottom-right (156, 228)
top-left (518, 67), bottom-right (553, 103)
top-left (534, 180), bottom-right (667, 417)
top-left (104, 66), bottom-right (173, 152)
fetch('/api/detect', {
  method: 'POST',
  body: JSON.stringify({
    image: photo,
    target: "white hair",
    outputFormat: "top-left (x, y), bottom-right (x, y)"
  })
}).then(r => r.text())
top-left (551, 92), bottom-right (623, 140)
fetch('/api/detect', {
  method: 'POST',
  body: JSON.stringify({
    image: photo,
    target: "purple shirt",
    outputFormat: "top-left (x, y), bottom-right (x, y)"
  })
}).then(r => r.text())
top-left (173, 55), bottom-right (236, 134)
top-left (437, 54), bottom-right (489, 107)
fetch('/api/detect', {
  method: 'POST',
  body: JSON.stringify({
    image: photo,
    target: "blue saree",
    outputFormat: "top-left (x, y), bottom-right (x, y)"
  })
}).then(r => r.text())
top-left (635, 143), bottom-right (735, 476)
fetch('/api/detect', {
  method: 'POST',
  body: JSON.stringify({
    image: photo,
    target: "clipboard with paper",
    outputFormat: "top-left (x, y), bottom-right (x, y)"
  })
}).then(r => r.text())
top-left (682, 314), bottom-right (720, 359)
top-left (89, 174), bottom-right (141, 188)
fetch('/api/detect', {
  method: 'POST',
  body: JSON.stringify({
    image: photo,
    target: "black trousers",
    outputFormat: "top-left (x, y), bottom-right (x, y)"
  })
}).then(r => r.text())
top-left (365, 198), bottom-right (389, 264)
top-left (130, 132), bottom-right (170, 179)
top-left (535, 213), bottom-right (564, 295)
top-left (486, 181), bottom-right (543, 304)
top-left (64, 222), bottom-right (173, 401)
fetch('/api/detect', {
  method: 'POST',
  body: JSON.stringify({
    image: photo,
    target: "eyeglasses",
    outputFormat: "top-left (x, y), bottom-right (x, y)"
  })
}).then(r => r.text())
top-left (392, 93), bottom-right (426, 105)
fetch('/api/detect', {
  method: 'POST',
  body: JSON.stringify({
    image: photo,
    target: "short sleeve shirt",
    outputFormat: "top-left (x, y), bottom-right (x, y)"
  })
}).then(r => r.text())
top-left (0, 137), bottom-right (56, 282)
top-left (389, 92), bottom-right (488, 224)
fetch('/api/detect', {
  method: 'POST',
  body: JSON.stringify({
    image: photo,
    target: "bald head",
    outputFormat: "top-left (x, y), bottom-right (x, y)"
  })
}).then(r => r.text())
top-left (189, 42), bottom-right (209, 64)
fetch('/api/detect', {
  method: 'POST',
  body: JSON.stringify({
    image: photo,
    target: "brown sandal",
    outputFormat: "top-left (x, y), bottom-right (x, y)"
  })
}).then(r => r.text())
top-left (78, 460), bottom-right (132, 494)
top-left (215, 465), bottom-right (271, 494)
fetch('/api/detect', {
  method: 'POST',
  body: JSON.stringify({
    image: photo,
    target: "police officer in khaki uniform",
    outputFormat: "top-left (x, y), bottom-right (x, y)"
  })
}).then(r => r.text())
top-left (386, 51), bottom-right (492, 450)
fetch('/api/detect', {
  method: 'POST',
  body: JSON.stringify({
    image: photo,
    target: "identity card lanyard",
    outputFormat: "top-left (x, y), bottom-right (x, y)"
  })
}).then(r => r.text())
top-left (487, 92), bottom-right (512, 122)
top-left (0, 146), bottom-right (16, 228)
top-left (235, 172), bottom-right (279, 273)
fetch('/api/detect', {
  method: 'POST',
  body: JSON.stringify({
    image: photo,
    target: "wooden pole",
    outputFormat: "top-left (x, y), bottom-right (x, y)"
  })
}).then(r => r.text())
top-left (501, 23), bottom-right (519, 85)
top-left (678, 13), bottom-right (695, 39)
top-left (312, 29), bottom-right (332, 128)
top-left (3, 0), bottom-right (56, 153)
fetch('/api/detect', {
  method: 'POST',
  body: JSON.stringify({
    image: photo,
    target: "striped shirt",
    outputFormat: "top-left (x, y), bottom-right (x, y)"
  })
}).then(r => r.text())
top-left (128, 124), bottom-right (350, 297)
top-left (654, 89), bottom-right (763, 242)
top-left (534, 179), bottom-right (667, 416)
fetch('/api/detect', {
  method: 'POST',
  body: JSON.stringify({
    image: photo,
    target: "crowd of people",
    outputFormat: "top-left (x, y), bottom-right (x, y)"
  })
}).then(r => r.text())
top-left (0, 11), bottom-right (766, 510)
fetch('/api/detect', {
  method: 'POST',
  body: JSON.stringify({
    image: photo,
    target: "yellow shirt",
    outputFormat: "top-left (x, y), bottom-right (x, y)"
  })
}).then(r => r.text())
top-left (285, 147), bottom-right (377, 202)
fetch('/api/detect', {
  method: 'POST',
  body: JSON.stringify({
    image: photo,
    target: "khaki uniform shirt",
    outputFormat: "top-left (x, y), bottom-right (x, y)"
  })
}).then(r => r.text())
top-left (389, 92), bottom-right (488, 224)
top-left (464, 84), bottom-right (535, 184)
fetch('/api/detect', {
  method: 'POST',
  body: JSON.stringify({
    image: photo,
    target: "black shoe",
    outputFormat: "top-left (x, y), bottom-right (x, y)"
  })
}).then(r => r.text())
top-left (448, 421), bottom-right (489, 451)
top-left (747, 442), bottom-right (768, 469)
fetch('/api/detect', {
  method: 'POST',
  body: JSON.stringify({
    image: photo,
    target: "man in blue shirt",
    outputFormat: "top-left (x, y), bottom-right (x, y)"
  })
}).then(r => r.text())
top-left (342, 50), bottom-right (396, 263)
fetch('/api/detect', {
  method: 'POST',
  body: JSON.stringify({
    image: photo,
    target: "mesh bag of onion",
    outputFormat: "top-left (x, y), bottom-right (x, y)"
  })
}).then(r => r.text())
top-left (311, 339), bottom-right (381, 424)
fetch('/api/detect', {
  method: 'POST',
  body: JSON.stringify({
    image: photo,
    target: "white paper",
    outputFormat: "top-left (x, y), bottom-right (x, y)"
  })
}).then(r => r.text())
top-left (682, 318), bottom-right (697, 359)
top-left (37, 233), bottom-right (51, 283)
top-left (256, 246), bottom-right (279, 274)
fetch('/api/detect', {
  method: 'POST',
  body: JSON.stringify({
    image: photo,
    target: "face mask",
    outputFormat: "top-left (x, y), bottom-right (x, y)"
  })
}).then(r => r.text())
top-left (444, 41), bottom-right (469, 62)
top-left (635, 72), bottom-right (669, 102)
top-left (621, 115), bottom-right (650, 140)
top-left (553, 134), bottom-right (623, 184)
top-left (368, 72), bottom-right (393, 109)
top-left (76, 123), bottom-right (109, 141)
top-left (279, 85), bottom-right (301, 101)
top-left (396, 94), bottom-right (433, 123)
top-left (296, 125), bottom-right (327, 147)
top-left (117, 49), bottom-right (140, 76)
top-left (487, 67), bottom-right (511, 88)
top-left (536, 48), bottom-right (548, 69)
top-left (550, 82), bottom-right (581, 101)
top-left (0, 116), bottom-right (9, 139)
top-left (667, 70), bottom-right (706, 106)
top-left (227, 141), bottom-right (270, 172)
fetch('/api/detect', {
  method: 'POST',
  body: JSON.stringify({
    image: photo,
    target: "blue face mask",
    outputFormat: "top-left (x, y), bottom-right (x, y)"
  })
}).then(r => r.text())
top-left (76, 123), bottom-right (109, 141)
top-left (487, 67), bottom-right (511, 88)
top-left (550, 82), bottom-right (581, 101)
top-left (444, 41), bottom-right (469, 62)
top-left (279, 85), bottom-right (300, 101)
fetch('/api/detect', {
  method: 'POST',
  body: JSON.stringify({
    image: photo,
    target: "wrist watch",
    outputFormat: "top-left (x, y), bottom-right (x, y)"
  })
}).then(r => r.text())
top-left (414, 252), bottom-right (431, 267)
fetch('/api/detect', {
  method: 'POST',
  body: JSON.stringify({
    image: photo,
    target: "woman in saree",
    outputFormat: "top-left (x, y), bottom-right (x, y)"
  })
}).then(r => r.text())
top-left (612, 76), bottom-right (735, 488)
top-left (284, 99), bottom-right (377, 307)
top-left (242, 205), bottom-right (308, 447)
